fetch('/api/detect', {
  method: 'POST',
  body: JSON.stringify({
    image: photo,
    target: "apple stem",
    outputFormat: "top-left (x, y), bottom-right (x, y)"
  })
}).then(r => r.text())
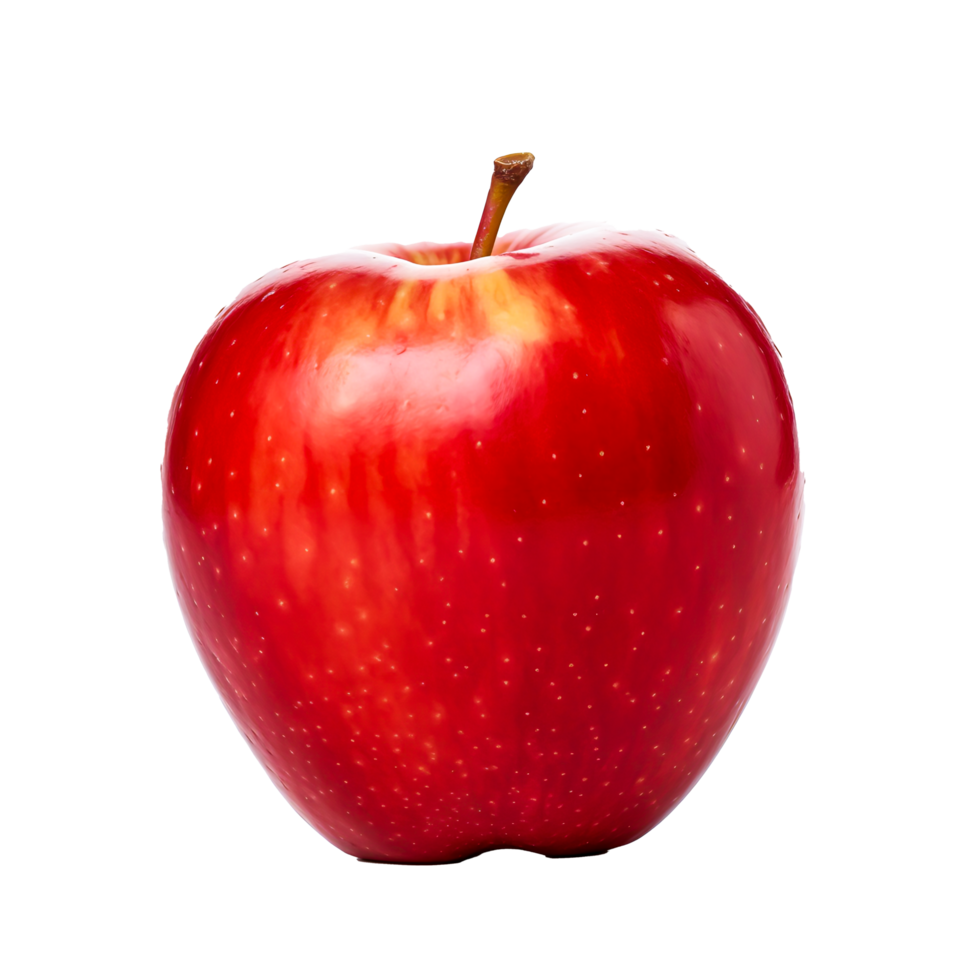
top-left (469, 153), bottom-right (535, 260)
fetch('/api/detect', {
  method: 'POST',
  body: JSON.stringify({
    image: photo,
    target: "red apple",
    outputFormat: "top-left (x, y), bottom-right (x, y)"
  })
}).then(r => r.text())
top-left (163, 156), bottom-right (802, 863)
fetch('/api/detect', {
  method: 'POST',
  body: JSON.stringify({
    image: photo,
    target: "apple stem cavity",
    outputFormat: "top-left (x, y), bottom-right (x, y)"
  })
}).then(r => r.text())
top-left (469, 152), bottom-right (535, 260)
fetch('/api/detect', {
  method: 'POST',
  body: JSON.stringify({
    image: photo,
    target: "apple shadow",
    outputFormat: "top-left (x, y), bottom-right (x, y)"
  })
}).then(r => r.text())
top-left (354, 847), bottom-right (612, 868)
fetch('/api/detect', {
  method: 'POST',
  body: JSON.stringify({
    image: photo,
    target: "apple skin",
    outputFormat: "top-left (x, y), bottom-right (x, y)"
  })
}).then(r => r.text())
top-left (163, 224), bottom-right (802, 863)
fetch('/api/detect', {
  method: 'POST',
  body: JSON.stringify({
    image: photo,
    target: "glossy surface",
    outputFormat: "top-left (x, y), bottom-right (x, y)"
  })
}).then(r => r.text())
top-left (163, 225), bottom-right (802, 863)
